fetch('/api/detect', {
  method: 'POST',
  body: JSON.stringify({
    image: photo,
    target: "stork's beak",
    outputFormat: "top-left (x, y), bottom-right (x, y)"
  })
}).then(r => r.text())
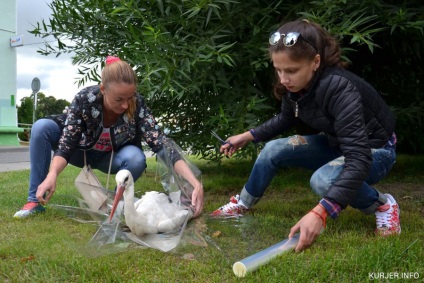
top-left (109, 185), bottom-right (125, 222)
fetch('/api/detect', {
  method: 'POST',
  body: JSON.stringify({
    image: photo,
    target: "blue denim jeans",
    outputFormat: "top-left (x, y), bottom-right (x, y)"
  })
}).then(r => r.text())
top-left (27, 118), bottom-right (147, 202)
top-left (240, 134), bottom-right (396, 213)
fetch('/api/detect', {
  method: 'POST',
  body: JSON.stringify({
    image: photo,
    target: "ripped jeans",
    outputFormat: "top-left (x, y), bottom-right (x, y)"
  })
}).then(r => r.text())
top-left (240, 134), bottom-right (396, 213)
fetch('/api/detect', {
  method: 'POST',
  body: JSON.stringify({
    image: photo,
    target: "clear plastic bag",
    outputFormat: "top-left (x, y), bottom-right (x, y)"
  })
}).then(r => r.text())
top-left (52, 139), bottom-right (202, 253)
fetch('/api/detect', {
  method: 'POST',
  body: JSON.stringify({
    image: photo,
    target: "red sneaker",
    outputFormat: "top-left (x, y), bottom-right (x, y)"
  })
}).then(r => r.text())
top-left (13, 202), bottom-right (46, 219)
top-left (375, 194), bottom-right (401, 236)
top-left (210, 195), bottom-right (248, 218)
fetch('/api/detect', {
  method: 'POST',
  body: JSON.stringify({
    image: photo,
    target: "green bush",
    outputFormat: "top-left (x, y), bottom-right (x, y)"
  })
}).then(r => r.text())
top-left (31, 0), bottom-right (424, 156)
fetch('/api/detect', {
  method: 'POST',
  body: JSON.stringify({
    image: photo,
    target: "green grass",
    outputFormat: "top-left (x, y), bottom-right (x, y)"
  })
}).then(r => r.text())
top-left (1, 154), bottom-right (423, 282)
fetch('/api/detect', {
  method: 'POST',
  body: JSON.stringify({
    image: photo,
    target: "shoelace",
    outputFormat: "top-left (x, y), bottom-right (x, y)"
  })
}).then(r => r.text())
top-left (220, 196), bottom-right (239, 210)
top-left (375, 205), bottom-right (392, 227)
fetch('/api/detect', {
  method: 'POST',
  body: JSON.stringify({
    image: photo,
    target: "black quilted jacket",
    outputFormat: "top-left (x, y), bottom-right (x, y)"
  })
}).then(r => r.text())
top-left (253, 67), bottom-right (395, 208)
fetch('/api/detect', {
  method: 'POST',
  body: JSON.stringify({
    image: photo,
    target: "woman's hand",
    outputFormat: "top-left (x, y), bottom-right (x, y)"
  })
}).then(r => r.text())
top-left (36, 172), bottom-right (58, 205)
top-left (288, 205), bottom-right (327, 252)
top-left (36, 156), bottom-right (67, 205)
top-left (191, 182), bottom-right (204, 218)
top-left (220, 131), bottom-right (255, 157)
top-left (173, 160), bottom-right (204, 218)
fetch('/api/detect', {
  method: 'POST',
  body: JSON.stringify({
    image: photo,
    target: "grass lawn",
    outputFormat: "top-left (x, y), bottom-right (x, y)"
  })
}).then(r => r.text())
top-left (0, 154), bottom-right (423, 282)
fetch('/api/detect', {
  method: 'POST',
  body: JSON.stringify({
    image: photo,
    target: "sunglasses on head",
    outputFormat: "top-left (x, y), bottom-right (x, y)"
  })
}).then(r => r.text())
top-left (269, 31), bottom-right (317, 53)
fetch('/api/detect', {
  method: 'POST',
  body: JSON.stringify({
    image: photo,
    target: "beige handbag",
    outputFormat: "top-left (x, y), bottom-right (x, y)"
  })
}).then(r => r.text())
top-left (74, 151), bottom-right (113, 212)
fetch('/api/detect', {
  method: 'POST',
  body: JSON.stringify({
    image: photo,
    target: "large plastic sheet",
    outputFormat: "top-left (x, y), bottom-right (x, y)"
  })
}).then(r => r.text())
top-left (52, 139), bottom-right (202, 253)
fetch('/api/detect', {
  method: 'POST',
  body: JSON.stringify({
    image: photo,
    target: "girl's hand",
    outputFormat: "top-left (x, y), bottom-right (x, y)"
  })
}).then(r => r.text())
top-left (220, 131), bottom-right (254, 157)
top-left (288, 205), bottom-right (327, 252)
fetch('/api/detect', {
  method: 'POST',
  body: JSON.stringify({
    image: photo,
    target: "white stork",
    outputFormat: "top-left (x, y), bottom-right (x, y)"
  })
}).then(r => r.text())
top-left (109, 169), bottom-right (192, 236)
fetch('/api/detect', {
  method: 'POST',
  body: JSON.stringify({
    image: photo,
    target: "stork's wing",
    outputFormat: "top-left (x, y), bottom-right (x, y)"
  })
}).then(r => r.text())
top-left (133, 197), bottom-right (143, 210)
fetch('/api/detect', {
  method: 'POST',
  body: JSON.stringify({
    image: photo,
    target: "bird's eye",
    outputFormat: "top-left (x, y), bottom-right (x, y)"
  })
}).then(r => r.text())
top-left (124, 176), bottom-right (129, 182)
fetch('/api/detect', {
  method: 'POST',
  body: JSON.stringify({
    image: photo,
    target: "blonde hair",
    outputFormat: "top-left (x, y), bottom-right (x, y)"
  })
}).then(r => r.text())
top-left (101, 60), bottom-right (137, 119)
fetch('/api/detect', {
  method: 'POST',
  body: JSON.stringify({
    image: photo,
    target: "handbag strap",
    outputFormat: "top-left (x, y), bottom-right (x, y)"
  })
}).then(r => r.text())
top-left (83, 150), bottom-right (114, 190)
top-left (105, 150), bottom-right (113, 191)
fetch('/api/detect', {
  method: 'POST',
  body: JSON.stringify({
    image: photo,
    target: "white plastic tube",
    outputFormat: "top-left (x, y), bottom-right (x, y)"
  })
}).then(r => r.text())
top-left (233, 233), bottom-right (300, 277)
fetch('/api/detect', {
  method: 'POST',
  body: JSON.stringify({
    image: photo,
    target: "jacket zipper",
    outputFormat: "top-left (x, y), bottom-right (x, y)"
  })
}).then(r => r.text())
top-left (295, 102), bottom-right (299, 117)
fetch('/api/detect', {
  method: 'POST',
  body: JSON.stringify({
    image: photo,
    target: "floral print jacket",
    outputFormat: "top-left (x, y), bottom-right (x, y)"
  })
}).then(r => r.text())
top-left (49, 85), bottom-right (168, 162)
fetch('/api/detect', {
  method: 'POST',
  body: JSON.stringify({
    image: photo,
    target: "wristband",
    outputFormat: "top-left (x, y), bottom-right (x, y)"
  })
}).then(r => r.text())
top-left (310, 209), bottom-right (327, 228)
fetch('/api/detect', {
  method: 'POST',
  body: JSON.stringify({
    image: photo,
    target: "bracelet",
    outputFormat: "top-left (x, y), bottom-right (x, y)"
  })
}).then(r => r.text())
top-left (310, 209), bottom-right (327, 228)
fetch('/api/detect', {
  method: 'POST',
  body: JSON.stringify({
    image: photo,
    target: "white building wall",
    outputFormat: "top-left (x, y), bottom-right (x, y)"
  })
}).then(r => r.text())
top-left (0, 0), bottom-right (22, 145)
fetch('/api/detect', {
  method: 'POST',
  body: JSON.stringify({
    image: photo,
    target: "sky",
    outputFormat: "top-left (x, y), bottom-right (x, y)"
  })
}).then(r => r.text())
top-left (16, 0), bottom-right (89, 104)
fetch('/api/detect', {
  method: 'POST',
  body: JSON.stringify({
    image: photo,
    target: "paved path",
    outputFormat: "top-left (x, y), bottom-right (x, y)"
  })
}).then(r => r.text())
top-left (0, 146), bottom-right (30, 172)
top-left (0, 146), bottom-right (154, 172)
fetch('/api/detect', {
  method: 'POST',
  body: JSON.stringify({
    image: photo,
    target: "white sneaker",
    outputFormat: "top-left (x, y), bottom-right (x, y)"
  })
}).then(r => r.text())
top-left (375, 194), bottom-right (401, 236)
top-left (13, 202), bottom-right (46, 219)
top-left (210, 195), bottom-right (248, 218)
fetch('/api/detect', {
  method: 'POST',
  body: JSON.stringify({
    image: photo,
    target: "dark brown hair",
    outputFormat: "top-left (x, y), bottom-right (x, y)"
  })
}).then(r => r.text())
top-left (270, 20), bottom-right (345, 99)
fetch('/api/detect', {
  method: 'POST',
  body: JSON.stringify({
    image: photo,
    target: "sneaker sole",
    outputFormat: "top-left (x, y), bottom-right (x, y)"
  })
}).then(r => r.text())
top-left (13, 207), bottom-right (46, 219)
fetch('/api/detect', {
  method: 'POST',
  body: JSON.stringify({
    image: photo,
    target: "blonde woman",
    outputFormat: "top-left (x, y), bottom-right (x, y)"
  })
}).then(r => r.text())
top-left (15, 56), bottom-right (203, 219)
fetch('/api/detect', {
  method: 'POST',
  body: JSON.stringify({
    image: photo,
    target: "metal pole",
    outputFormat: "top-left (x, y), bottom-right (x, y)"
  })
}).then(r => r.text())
top-left (32, 92), bottom-right (35, 125)
top-left (31, 77), bottom-right (40, 126)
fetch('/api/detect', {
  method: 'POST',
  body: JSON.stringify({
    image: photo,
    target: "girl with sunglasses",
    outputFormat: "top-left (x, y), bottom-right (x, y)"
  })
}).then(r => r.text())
top-left (211, 19), bottom-right (400, 252)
